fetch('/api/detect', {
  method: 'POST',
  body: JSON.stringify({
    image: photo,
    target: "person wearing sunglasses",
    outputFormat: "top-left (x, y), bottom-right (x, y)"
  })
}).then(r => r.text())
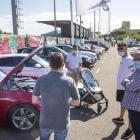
top-left (112, 41), bottom-right (135, 139)
top-left (121, 52), bottom-right (140, 140)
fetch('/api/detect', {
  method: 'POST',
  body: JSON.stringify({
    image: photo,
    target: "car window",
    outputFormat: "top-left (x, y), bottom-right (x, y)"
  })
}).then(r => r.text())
top-left (0, 58), bottom-right (14, 67)
top-left (62, 46), bottom-right (72, 53)
top-left (25, 59), bottom-right (37, 67)
top-left (22, 49), bottom-right (30, 53)
top-left (46, 48), bottom-right (60, 56)
top-left (13, 57), bottom-right (24, 66)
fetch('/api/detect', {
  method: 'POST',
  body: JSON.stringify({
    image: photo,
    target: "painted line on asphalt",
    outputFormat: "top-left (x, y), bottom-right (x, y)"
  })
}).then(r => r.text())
top-left (102, 61), bottom-right (104, 63)
top-left (96, 68), bottom-right (100, 73)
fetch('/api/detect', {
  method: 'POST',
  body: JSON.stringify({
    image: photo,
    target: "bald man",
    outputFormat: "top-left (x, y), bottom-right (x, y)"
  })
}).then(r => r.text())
top-left (121, 52), bottom-right (140, 140)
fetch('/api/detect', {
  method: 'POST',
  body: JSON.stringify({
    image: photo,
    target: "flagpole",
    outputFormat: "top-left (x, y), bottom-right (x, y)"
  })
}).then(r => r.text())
top-left (70, 0), bottom-right (74, 45)
top-left (94, 11), bottom-right (95, 39)
top-left (80, 15), bottom-right (81, 45)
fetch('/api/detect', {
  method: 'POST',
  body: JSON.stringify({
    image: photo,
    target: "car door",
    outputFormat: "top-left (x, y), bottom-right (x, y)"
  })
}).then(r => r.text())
top-left (13, 57), bottom-right (48, 78)
top-left (0, 57), bottom-right (15, 74)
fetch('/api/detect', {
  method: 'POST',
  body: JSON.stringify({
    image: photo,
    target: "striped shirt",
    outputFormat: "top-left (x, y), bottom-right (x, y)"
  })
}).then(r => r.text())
top-left (121, 69), bottom-right (140, 112)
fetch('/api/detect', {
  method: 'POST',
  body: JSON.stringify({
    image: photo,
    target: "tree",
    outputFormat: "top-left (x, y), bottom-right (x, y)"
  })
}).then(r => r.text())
top-left (0, 29), bottom-right (3, 34)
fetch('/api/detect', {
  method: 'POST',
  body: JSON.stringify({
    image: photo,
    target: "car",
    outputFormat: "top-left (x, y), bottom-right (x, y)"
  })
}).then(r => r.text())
top-left (0, 46), bottom-right (43, 132)
top-left (84, 44), bottom-right (105, 55)
top-left (18, 46), bottom-right (94, 69)
top-left (51, 44), bottom-right (97, 63)
top-left (134, 42), bottom-right (140, 47)
top-left (130, 47), bottom-right (140, 57)
top-left (84, 41), bottom-right (108, 51)
top-left (61, 43), bottom-right (101, 59)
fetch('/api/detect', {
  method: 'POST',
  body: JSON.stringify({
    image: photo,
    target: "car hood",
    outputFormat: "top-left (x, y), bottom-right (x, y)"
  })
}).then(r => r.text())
top-left (78, 51), bottom-right (97, 56)
top-left (0, 45), bottom-right (44, 89)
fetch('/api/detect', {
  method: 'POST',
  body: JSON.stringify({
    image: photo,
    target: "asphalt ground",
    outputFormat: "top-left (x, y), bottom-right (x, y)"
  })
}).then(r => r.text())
top-left (0, 46), bottom-right (136, 140)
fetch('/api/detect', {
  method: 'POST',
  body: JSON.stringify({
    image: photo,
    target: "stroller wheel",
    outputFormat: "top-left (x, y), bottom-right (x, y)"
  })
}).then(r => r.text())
top-left (106, 99), bottom-right (108, 109)
top-left (97, 103), bottom-right (102, 114)
top-left (75, 101), bottom-right (81, 108)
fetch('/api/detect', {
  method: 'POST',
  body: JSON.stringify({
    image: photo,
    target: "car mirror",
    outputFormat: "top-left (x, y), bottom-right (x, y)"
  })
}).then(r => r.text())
top-left (35, 63), bottom-right (42, 68)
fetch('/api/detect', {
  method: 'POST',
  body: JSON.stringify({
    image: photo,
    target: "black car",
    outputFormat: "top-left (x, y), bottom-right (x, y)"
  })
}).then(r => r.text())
top-left (18, 46), bottom-right (94, 69)
top-left (84, 41), bottom-right (108, 51)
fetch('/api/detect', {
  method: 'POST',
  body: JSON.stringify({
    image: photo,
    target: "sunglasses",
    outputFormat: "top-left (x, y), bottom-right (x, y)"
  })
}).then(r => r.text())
top-left (117, 47), bottom-right (123, 51)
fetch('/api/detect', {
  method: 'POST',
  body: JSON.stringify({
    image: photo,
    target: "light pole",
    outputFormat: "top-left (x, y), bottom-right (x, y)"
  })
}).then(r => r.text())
top-left (54, 0), bottom-right (56, 37)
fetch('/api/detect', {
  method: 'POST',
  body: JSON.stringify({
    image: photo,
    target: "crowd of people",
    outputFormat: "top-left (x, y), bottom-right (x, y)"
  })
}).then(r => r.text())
top-left (32, 43), bottom-right (140, 140)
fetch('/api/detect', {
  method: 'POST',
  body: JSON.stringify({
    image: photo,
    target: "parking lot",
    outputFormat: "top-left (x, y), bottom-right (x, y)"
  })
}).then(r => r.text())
top-left (0, 46), bottom-right (135, 140)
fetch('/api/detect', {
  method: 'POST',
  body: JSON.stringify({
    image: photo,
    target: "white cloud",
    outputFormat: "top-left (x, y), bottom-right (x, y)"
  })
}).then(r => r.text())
top-left (0, 12), bottom-right (140, 36)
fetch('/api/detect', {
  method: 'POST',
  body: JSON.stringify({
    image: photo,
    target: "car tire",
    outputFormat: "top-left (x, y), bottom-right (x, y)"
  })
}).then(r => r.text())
top-left (7, 104), bottom-right (40, 132)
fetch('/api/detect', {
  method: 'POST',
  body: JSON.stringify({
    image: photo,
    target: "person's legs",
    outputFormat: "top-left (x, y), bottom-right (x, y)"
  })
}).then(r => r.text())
top-left (66, 73), bottom-right (78, 86)
top-left (119, 106), bottom-right (126, 119)
top-left (128, 110), bottom-right (140, 140)
top-left (113, 90), bottom-right (125, 124)
top-left (54, 129), bottom-right (68, 140)
top-left (40, 127), bottom-right (54, 140)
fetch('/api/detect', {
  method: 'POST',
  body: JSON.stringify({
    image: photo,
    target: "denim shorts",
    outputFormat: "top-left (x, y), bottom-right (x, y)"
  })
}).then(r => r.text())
top-left (39, 127), bottom-right (68, 140)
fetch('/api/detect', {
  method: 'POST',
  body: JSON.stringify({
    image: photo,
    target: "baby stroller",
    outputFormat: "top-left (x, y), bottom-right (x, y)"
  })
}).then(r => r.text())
top-left (76, 68), bottom-right (108, 113)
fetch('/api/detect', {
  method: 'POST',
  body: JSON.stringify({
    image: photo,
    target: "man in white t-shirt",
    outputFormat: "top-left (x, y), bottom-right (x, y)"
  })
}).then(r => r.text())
top-left (65, 44), bottom-right (82, 85)
top-left (112, 41), bottom-right (135, 139)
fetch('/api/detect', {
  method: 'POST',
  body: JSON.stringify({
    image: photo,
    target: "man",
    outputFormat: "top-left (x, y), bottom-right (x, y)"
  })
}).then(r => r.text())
top-left (121, 52), bottom-right (140, 140)
top-left (32, 52), bottom-right (80, 140)
top-left (112, 41), bottom-right (135, 139)
top-left (65, 44), bottom-right (82, 85)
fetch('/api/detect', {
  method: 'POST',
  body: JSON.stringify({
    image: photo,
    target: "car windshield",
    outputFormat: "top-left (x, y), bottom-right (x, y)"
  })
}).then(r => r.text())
top-left (33, 55), bottom-right (49, 67)
top-left (0, 71), bottom-right (6, 82)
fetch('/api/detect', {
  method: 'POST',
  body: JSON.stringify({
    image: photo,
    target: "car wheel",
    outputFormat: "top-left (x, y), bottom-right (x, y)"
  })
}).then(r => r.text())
top-left (8, 104), bottom-right (40, 132)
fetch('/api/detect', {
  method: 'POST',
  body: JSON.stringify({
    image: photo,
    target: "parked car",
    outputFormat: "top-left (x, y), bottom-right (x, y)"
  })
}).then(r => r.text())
top-left (61, 43), bottom-right (101, 59)
top-left (84, 44), bottom-right (105, 54)
top-left (0, 54), bottom-right (55, 78)
top-left (134, 42), bottom-right (140, 47)
top-left (0, 46), bottom-right (44, 132)
top-left (51, 44), bottom-right (97, 63)
top-left (130, 47), bottom-right (140, 57)
top-left (84, 41), bottom-right (108, 51)
top-left (18, 46), bottom-right (94, 69)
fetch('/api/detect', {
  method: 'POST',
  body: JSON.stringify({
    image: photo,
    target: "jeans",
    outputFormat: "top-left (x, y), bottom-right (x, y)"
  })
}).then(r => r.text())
top-left (39, 127), bottom-right (68, 140)
top-left (128, 110), bottom-right (140, 140)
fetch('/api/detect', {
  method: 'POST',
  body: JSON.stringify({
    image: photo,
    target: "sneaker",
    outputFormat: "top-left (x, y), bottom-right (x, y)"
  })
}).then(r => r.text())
top-left (121, 128), bottom-right (133, 139)
top-left (112, 117), bottom-right (124, 124)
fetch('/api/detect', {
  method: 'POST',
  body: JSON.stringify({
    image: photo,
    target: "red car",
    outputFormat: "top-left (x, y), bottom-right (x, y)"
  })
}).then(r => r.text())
top-left (0, 46), bottom-right (43, 131)
top-left (85, 44), bottom-right (105, 54)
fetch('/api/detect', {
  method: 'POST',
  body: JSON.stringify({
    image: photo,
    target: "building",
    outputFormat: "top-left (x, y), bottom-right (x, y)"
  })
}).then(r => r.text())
top-left (130, 29), bottom-right (140, 34)
top-left (37, 20), bottom-right (89, 39)
top-left (119, 21), bottom-right (130, 31)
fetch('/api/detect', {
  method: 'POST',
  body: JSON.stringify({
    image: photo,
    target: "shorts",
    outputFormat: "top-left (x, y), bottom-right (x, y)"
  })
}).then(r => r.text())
top-left (116, 90), bottom-right (125, 102)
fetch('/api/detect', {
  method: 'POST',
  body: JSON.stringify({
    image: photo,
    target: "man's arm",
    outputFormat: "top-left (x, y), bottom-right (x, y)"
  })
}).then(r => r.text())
top-left (65, 62), bottom-right (77, 73)
top-left (32, 95), bottom-right (41, 104)
top-left (69, 98), bottom-right (80, 106)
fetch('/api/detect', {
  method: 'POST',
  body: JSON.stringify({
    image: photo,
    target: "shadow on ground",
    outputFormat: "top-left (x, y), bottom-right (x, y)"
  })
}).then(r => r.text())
top-left (0, 125), bottom-right (39, 140)
top-left (70, 103), bottom-right (107, 122)
top-left (101, 123), bottom-right (127, 140)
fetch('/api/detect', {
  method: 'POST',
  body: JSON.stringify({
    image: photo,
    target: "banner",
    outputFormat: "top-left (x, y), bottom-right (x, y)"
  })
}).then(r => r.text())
top-left (76, 0), bottom-right (111, 16)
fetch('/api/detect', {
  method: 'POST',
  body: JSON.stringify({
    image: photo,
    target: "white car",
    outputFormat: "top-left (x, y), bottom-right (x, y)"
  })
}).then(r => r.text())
top-left (0, 54), bottom-right (67, 78)
top-left (78, 51), bottom-right (97, 63)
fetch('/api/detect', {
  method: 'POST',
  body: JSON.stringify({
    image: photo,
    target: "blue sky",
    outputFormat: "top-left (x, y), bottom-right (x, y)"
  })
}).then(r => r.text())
top-left (0, 0), bottom-right (140, 35)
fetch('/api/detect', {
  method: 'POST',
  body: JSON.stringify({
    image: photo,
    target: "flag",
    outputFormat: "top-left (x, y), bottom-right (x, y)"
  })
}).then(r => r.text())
top-left (76, 0), bottom-right (111, 16)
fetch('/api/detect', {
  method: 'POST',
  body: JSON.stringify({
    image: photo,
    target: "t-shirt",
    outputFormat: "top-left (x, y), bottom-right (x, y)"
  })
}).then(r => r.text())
top-left (66, 53), bottom-right (82, 73)
top-left (32, 71), bottom-right (80, 130)
top-left (117, 55), bottom-right (135, 90)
